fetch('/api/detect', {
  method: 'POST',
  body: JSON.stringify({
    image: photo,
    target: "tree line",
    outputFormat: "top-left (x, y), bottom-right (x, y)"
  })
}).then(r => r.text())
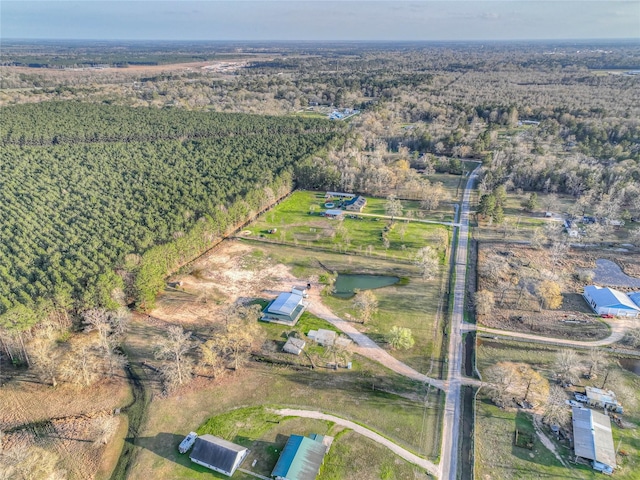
top-left (0, 102), bottom-right (342, 340)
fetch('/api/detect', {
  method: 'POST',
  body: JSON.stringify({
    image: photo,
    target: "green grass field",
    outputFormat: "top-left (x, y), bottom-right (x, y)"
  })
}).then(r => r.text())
top-left (241, 241), bottom-right (447, 375)
top-left (127, 359), bottom-right (442, 480)
top-left (248, 191), bottom-right (451, 262)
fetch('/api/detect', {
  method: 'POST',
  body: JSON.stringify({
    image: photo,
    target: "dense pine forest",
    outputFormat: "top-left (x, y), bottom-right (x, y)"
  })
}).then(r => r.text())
top-left (0, 102), bottom-right (342, 319)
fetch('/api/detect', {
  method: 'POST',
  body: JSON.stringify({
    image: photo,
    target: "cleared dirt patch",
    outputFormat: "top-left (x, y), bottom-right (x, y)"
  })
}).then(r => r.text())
top-left (476, 243), bottom-right (612, 340)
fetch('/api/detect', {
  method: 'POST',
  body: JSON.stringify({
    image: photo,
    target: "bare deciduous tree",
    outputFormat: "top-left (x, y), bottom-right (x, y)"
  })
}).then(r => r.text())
top-left (352, 290), bottom-right (379, 324)
top-left (384, 194), bottom-right (403, 221)
top-left (154, 325), bottom-right (194, 389)
top-left (553, 349), bottom-right (580, 384)
top-left (414, 246), bottom-right (439, 280)
top-left (543, 385), bottom-right (570, 427)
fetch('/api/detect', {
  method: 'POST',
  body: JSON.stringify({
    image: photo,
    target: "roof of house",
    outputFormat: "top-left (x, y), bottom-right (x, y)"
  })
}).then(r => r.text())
top-left (326, 192), bottom-right (355, 198)
top-left (628, 291), bottom-right (640, 307)
top-left (584, 285), bottom-right (640, 312)
top-left (324, 209), bottom-right (344, 216)
top-left (268, 292), bottom-right (304, 316)
top-left (271, 435), bottom-right (327, 480)
top-left (585, 387), bottom-right (620, 406)
top-left (572, 407), bottom-right (616, 468)
top-left (189, 434), bottom-right (247, 473)
top-left (308, 329), bottom-right (336, 346)
top-left (283, 337), bottom-right (306, 354)
top-left (345, 195), bottom-right (366, 207)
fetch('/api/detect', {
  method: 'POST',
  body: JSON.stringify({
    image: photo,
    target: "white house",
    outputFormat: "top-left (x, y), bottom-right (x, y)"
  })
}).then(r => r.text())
top-left (583, 285), bottom-right (640, 317)
top-left (189, 434), bottom-right (248, 477)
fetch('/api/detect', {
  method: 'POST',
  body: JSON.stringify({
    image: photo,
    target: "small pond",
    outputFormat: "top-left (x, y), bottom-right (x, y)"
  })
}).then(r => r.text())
top-left (619, 357), bottom-right (640, 376)
top-left (332, 274), bottom-right (399, 298)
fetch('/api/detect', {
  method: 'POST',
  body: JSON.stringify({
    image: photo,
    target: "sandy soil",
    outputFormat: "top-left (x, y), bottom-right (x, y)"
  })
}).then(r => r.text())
top-left (151, 241), bottom-right (308, 325)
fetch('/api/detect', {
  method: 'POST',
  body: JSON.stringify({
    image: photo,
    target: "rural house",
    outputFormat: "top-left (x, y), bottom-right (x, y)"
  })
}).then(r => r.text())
top-left (189, 434), bottom-right (248, 477)
top-left (344, 195), bottom-right (367, 212)
top-left (585, 386), bottom-right (623, 413)
top-left (583, 285), bottom-right (640, 317)
top-left (571, 407), bottom-right (616, 475)
top-left (261, 291), bottom-right (308, 325)
top-left (271, 434), bottom-right (332, 480)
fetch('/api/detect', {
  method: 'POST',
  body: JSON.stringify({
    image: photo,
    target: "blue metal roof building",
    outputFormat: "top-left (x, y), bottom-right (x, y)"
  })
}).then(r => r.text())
top-left (271, 434), bottom-right (327, 480)
top-left (261, 292), bottom-right (307, 326)
top-left (583, 285), bottom-right (640, 317)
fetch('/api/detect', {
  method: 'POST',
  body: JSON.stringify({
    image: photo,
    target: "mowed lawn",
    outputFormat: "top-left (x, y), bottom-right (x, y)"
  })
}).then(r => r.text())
top-left (475, 339), bottom-right (640, 479)
top-left (242, 241), bottom-right (447, 376)
top-left (126, 361), bottom-right (442, 480)
top-left (248, 191), bottom-right (451, 262)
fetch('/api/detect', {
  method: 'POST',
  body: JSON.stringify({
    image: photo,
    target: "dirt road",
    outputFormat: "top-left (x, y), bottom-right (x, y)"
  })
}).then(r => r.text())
top-left (307, 296), bottom-right (445, 389)
top-left (473, 318), bottom-right (630, 347)
top-left (272, 408), bottom-right (439, 477)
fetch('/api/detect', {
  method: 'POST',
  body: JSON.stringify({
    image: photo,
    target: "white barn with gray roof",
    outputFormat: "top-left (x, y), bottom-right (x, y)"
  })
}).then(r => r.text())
top-left (189, 434), bottom-right (248, 477)
top-left (572, 407), bottom-right (616, 474)
top-left (583, 285), bottom-right (640, 317)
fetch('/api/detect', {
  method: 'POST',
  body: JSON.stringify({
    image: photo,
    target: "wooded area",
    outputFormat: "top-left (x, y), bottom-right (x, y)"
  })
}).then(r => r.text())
top-left (0, 102), bottom-right (342, 324)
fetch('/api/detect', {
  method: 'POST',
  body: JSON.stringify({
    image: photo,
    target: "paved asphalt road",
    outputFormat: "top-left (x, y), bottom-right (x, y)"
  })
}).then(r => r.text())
top-left (439, 165), bottom-right (481, 480)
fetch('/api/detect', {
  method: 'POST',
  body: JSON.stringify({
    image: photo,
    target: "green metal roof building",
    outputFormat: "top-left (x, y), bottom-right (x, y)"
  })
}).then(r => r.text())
top-left (271, 434), bottom-right (327, 480)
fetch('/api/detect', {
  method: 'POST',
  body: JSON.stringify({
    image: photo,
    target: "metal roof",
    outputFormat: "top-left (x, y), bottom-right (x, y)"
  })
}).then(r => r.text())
top-left (271, 435), bottom-right (326, 480)
top-left (585, 387), bottom-right (619, 406)
top-left (584, 285), bottom-right (640, 311)
top-left (571, 407), bottom-right (616, 468)
top-left (190, 434), bottom-right (247, 474)
top-left (268, 292), bottom-right (304, 316)
top-left (324, 209), bottom-right (344, 216)
top-left (629, 291), bottom-right (640, 307)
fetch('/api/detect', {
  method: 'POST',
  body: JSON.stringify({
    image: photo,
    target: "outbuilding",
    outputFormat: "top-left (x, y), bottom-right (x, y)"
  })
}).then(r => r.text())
top-left (261, 291), bottom-right (308, 326)
top-left (583, 285), bottom-right (640, 318)
top-left (283, 337), bottom-right (306, 355)
top-left (322, 209), bottom-right (344, 219)
top-left (271, 434), bottom-right (330, 480)
top-left (189, 434), bottom-right (248, 477)
top-left (585, 386), bottom-right (623, 413)
top-left (572, 407), bottom-right (616, 475)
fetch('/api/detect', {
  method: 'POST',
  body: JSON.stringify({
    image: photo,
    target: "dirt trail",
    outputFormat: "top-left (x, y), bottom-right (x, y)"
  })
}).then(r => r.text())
top-left (475, 316), bottom-right (631, 347)
top-left (272, 408), bottom-right (439, 477)
top-left (532, 415), bottom-right (570, 469)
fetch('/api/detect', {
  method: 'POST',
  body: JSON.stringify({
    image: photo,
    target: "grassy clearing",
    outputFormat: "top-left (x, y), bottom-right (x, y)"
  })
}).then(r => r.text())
top-left (127, 360), bottom-right (442, 479)
top-left (247, 191), bottom-right (450, 261)
top-left (323, 275), bottom-right (444, 374)
top-left (243, 241), bottom-right (446, 374)
top-left (476, 339), bottom-right (640, 479)
top-left (319, 429), bottom-right (430, 480)
top-left (475, 398), bottom-right (594, 480)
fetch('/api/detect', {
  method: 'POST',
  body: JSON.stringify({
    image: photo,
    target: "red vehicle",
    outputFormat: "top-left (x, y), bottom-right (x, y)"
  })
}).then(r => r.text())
top-left (601, 313), bottom-right (614, 319)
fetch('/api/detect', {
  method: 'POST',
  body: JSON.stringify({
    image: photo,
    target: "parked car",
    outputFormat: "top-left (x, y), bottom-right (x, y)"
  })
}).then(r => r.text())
top-left (601, 313), bottom-right (614, 319)
top-left (566, 400), bottom-right (582, 407)
top-left (575, 393), bottom-right (588, 402)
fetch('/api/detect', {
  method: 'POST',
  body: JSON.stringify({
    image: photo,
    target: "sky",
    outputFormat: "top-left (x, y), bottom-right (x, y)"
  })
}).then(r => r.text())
top-left (2, 1), bottom-right (639, 41)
